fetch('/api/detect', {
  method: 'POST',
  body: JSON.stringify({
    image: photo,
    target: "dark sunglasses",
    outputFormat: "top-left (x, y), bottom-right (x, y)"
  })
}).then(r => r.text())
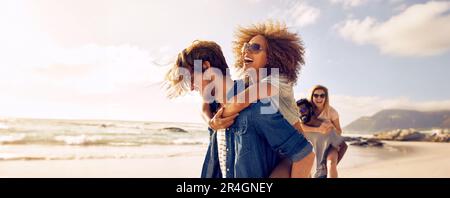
top-left (313, 94), bottom-right (326, 99)
top-left (241, 43), bottom-right (264, 54)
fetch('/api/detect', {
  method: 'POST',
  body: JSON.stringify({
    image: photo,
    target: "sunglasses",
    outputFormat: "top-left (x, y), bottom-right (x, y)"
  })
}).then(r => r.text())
top-left (241, 43), bottom-right (264, 54)
top-left (313, 94), bottom-right (326, 99)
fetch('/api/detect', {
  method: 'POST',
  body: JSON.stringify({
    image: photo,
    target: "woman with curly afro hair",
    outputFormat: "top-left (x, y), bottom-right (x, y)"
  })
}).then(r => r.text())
top-left (220, 21), bottom-right (322, 177)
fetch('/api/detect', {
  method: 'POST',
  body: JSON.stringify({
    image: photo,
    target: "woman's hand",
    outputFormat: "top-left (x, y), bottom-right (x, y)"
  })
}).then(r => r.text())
top-left (209, 108), bottom-right (239, 131)
top-left (319, 120), bottom-right (334, 134)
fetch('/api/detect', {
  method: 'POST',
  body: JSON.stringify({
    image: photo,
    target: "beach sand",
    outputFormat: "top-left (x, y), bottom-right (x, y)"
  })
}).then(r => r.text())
top-left (0, 156), bottom-right (204, 178)
top-left (0, 145), bottom-right (205, 178)
top-left (0, 142), bottom-right (448, 178)
top-left (340, 141), bottom-right (450, 178)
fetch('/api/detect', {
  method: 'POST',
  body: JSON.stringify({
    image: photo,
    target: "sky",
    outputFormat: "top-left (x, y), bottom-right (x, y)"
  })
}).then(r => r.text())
top-left (0, 0), bottom-right (449, 126)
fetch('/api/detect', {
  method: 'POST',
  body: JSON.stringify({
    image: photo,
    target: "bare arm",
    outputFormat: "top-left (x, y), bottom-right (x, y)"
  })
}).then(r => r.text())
top-left (222, 81), bottom-right (278, 117)
top-left (299, 121), bottom-right (334, 134)
top-left (299, 122), bottom-right (324, 133)
top-left (201, 102), bottom-right (238, 130)
top-left (331, 118), bottom-right (342, 135)
top-left (293, 121), bottom-right (304, 134)
top-left (201, 102), bottom-right (214, 124)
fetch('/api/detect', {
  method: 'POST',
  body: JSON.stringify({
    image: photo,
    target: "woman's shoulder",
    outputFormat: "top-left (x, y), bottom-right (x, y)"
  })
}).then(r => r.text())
top-left (261, 74), bottom-right (291, 82)
top-left (261, 74), bottom-right (293, 91)
top-left (328, 106), bottom-right (339, 119)
top-left (328, 106), bottom-right (337, 112)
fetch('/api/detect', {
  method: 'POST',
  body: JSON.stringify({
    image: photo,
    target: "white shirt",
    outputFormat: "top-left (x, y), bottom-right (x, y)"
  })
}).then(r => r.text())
top-left (260, 74), bottom-right (300, 125)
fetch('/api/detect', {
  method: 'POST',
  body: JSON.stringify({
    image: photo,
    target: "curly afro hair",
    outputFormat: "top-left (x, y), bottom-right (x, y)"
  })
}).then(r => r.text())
top-left (233, 21), bottom-right (305, 83)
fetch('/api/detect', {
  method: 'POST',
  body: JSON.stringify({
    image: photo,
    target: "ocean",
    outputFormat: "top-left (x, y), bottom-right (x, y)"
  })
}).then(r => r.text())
top-left (0, 118), bottom-right (209, 161)
top-left (0, 117), bottom-right (401, 171)
top-left (0, 118), bottom-right (209, 147)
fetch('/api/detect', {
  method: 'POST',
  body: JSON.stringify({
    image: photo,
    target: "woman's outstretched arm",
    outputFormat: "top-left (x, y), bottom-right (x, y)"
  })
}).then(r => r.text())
top-left (222, 81), bottom-right (278, 117)
top-left (298, 121), bottom-right (334, 134)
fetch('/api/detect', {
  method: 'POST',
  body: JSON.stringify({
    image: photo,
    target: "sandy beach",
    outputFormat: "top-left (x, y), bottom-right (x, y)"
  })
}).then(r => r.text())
top-left (0, 145), bottom-right (206, 178)
top-left (0, 156), bottom-right (205, 178)
top-left (0, 142), bottom-right (448, 178)
top-left (340, 141), bottom-right (450, 178)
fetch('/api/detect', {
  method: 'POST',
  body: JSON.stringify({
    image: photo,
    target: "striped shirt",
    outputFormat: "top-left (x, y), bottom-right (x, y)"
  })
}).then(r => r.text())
top-left (216, 129), bottom-right (227, 178)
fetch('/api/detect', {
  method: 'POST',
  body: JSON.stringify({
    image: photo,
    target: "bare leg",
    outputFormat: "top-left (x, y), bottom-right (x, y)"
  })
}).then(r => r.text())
top-left (327, 148), bottom-right (339, 178)
top-left (270, 158), bottom-right (291, 178)
top-left (291, 152), bottom-right (315, 178)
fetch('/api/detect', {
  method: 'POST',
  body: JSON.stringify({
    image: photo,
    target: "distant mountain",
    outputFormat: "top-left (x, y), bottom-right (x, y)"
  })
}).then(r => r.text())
top-left (344, 109), bottom-right (450, 134)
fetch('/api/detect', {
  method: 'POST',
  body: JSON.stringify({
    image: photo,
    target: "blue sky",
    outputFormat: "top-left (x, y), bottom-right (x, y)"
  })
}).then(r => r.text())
top-left (298, 0), bottom-right (450, 101)
top-left (0, 0), bottom-right (449, 126)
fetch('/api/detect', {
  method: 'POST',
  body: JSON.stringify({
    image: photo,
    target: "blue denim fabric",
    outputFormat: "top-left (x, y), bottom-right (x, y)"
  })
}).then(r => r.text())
top-left (200, 128), bottom-right (222, 178)
top-left (200, 80), bottom-right (313, 178)
top-left (229, 100), bottom-right (313, 178)
top-left (201, 80), bottom-right (242, 178)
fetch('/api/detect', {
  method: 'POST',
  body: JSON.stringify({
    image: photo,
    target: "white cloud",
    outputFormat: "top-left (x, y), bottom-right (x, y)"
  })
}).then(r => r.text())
top-left (269, 1), bottom-right (320, 27)
top-left (335, 1), bottom-right (450, 56)
top-left (0, 3), bottom-right (180, 122)
top-left (393, 3), bottom-right (408, 12)
top-left (0, 42), bottom-right (186, 121)
top-left (0, 43), bottom-right (168, 93)
top-left (330, 0), bottom-right (367, 8)
top-left (245, 0), bottom-right (262, 3)
top-left (331, 0), bottom-right (404, 8)
top-left (388, 0), bottom-right (404, 4)
top-left (0, 0), bottom-right (229, 122)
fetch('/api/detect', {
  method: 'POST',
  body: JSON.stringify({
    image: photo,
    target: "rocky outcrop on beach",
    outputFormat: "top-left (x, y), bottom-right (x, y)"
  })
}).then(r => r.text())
top-left (343, 128), bottom-right (449, 148)
top-left (352, 138), bottom-right (384, 147)
top-left (343, 136), bottom-right (384, 147)
top-left (159, 127), bottom-right (188, 133)
top-left (373, 128), bottom-right (449, 142)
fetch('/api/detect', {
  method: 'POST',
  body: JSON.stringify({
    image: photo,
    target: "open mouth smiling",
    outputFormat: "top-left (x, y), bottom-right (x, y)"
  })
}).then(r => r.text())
top-left (244, 57), bottom-right (253, 64)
